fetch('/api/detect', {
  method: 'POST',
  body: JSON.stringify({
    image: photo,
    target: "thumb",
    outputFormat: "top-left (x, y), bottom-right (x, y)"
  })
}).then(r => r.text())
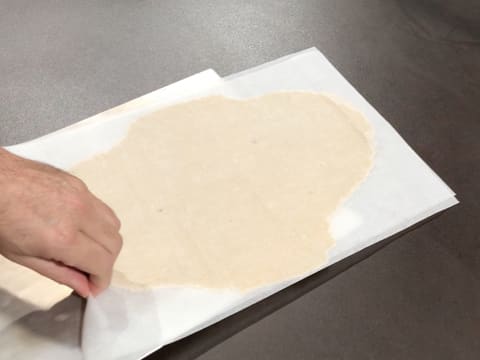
top-left (11, 255), bottom-right (91, 298)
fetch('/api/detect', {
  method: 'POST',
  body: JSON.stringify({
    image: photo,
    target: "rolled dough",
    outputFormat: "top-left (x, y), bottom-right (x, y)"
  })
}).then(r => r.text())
top-left (71, 92), bottom-right (374, 290)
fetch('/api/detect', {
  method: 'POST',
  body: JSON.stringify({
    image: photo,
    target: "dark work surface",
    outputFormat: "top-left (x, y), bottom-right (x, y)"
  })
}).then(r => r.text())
top-left (1, 1), bottom-right (479, 359)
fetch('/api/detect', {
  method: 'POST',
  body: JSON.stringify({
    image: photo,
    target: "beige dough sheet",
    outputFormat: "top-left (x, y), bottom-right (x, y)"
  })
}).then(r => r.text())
top-left (73, 92), bottom-right (374, 290)
top-left (0, 92), bottom-right (374, 308)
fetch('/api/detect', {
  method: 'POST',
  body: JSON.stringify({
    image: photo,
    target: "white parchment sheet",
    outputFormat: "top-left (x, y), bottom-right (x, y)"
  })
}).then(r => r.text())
top-left (0, 48), bottom-right (457, 360)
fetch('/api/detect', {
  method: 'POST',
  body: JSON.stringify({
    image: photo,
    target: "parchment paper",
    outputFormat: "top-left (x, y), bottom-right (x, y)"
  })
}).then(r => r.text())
top-left (0, 69), bottom-right (223, 360)
top-left (0, 48), bottom-right (457, 360)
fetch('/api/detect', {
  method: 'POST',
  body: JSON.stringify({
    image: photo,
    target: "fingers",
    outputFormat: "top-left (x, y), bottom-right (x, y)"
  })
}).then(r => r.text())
top-left (81, 195), bottom-right (123, 256)
top-left (93, 196), bottom-right (121, 231)
top-left (77, 231), bottom-right (114, 295)
top-left (10, 255), bottom-right (90, 298)
top-left (77, 197), bottom-right (123, 295)
top-left (19, 227), bottom-right (117, 296)
top-left (61, 231), bottom-right (114, 293)
top-left (88, 276), bottom-right (107, 297)
top-left (16, 199), bottom-right (121, 296)
top-left (45, 192), bottom-right (121, 296)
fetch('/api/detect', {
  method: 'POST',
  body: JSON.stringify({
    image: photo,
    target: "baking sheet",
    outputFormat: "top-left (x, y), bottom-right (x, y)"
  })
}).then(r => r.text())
top-left (0, 48), bottom-right (457, 359)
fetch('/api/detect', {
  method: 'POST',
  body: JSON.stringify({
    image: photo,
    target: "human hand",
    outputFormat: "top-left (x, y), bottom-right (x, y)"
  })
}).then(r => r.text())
top-left (0, 148), bottom-right (122, 297)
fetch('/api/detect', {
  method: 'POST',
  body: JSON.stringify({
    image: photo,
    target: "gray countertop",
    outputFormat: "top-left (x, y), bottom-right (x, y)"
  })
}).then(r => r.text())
top-left (1, 1), bottom-right (479, 359)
